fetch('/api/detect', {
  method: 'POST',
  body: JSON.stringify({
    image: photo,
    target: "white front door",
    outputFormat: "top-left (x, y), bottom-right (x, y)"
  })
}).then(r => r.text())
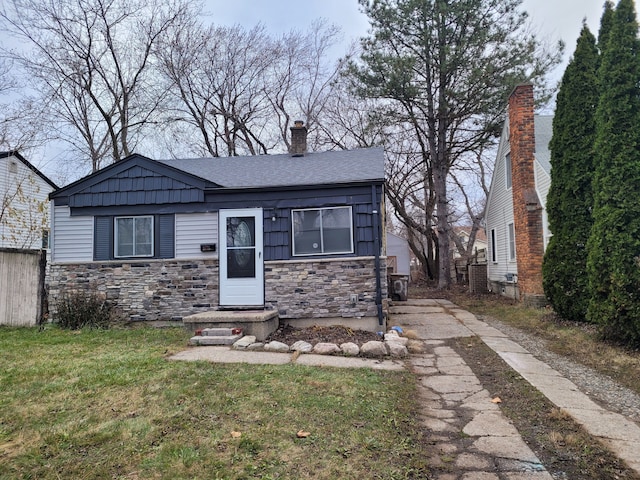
top-left (219, 208), bottom-right (264, 307)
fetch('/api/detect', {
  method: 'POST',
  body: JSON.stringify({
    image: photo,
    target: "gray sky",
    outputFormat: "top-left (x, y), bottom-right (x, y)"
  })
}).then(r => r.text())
top-left (203, 0), bottom-right (620, 83)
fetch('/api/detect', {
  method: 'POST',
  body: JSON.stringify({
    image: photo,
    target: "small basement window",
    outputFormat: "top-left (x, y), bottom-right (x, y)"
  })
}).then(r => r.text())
top-left (292, 206), bottom-right (354, 256)
top-left (115, 216), bottom-right (153, 257)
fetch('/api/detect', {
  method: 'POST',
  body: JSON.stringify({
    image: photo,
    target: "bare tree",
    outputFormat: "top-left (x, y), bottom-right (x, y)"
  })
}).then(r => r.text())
top-left (159, 23), bottom-right (275, 157)
top-left (1, 0), bottom-right (197, 171)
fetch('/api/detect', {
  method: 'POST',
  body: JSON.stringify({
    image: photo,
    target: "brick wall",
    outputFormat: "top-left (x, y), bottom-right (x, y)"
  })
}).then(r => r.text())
top-left (48, 259), bottom-right (219, 321)
top-left (508, 84), bottom-right (545, 300)
top-left (265, 256), bottom-right (387, 320)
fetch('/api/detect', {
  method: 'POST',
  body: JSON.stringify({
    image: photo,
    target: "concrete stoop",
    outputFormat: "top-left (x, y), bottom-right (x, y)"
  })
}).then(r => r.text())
top-left (183, 309), bottom-right (279, 341)
top-left (189, 327), bottom-right (244, 346)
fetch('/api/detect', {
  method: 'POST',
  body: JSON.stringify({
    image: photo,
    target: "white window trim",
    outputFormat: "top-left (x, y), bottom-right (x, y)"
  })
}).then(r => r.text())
top-left (114, 215), bottom-right (154, 258)
top-left (507, 222), bottom-right (516, 262)
top-left (291, 206), bottom-right (354, 256)
top-left (490, 228), bottom-right (497, 263)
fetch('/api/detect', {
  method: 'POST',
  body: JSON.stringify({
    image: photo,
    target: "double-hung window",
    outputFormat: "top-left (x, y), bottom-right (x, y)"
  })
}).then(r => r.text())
top-left (292, 206), bottom-right (354, 256)
top-left (115, 216), bottom-right (154, 258)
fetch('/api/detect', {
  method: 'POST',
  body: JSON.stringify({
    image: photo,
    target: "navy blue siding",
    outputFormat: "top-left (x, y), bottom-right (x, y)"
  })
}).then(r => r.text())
top-left (94, 216), bottom-right (112, 261)
top-left (68, 166), bottom-right (204, 208)
top-left (157, 214), bottom-right (175, 258)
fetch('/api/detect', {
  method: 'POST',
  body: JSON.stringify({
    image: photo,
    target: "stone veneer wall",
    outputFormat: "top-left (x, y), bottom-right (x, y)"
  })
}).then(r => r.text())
top-left (264, 256), bottom-right (387, 320)
top-left (48, 259), bottom-right (219, 322)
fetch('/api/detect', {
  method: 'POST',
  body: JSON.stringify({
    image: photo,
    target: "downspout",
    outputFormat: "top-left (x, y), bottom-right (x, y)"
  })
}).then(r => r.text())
top-left (371, 184), bottom-right (384, 326)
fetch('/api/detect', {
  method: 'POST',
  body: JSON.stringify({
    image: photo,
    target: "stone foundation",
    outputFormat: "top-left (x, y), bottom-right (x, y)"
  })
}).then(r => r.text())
top-left (264, 256), bottom-right (387, 325)
top-left (48, 256), bottom-right (388, 325)
top-left (48, 259), bottom-right (219, 321)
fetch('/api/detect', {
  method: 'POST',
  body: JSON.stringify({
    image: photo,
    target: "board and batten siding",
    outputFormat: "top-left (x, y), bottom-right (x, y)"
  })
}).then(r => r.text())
top-left (0, 249), bottom-right (43, 326)
top-left (485, 122), bottom-right (517, 283)
top-left (175, 212), bottom-right (218, 259)
top-left (51, 205), bottom-right (93, 262)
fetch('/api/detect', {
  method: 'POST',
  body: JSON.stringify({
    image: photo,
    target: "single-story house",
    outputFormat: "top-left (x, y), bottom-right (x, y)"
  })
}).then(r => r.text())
top-left (48, 123), bottom-right (388, 331)
top-left (1, 151), bottom-right (58, 249)
top-left (484, 84), bottom-right (552, 306)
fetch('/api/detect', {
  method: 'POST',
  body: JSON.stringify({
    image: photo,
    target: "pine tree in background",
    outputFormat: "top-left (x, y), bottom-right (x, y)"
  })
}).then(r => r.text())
top-left (542, 25), bottom-right (599, 322)
top-left (587, 0), bottom-right (640, 346)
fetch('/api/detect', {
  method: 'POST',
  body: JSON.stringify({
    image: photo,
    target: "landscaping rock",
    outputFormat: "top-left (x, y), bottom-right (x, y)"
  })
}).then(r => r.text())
top-left (340, 342), bottom-right (360, 356)
top-left (290, 340), bottom-right (313, 353)
top-left (264, 341), bottom-right (290, 353)
top-left (247, 342), bottom-right (264, 350)
top-left (385, 335), bottom-right (409, 346)
top-left (233, 335), bottom-right (256, 349)
top-left (361, 340), bottom-right (388, 357)
top-left (387, 342), bottom-right (408, 358)
top-left (313, 342), bottom-right (341, 355)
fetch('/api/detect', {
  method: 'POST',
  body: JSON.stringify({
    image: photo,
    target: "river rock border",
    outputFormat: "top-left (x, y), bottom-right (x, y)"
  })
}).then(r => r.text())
top-left (232, 329), bottom-right (422, 358)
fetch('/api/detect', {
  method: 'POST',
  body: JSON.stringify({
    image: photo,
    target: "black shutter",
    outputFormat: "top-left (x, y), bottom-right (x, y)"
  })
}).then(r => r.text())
top-left (94, 216), bottom-right (113, 260)
top-left (157, 214), bottom-right (175, 258)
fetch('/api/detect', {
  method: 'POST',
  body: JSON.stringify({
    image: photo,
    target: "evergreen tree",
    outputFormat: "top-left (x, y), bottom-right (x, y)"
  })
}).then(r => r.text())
top-left (543, 25), bottom-right (599, 322)
top-left (587, 0), bottom-right (640, 346)
top-left (598, 1), bottom-right (615, 52)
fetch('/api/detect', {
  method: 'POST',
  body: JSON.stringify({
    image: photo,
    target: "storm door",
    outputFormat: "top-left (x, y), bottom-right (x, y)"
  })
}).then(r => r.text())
top-left (219, 208), bottom-right (264, 306)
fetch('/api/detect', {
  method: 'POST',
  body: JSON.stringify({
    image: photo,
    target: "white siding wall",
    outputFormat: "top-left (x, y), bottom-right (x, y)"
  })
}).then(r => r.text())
top-left (51, 206), bottom-right (93, 262)
top-left (175, 212), bottom-right (218, 259)
top-left (535, 160), bottom-right (552, 250)
top-left (0, 155), bottom-right (54, 249)
top-left (485, 122), bottom-right (517, 282)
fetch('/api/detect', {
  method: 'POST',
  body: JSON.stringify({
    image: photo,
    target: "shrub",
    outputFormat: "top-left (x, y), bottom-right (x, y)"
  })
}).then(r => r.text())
top-left (54, 290), bottom-right (118, 330)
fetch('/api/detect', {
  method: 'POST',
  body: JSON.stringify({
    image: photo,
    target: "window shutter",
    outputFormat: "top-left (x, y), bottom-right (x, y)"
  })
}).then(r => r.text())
top-left (94, 216), bottom-right (113, 260)
top-left (158, 214), bottom-right (175, 258)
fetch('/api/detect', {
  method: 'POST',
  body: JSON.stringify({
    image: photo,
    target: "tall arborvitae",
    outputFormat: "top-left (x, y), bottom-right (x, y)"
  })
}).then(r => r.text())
top-left (542, 25), bottom-right (599, 322)
top-left (587, 0), bottom-right (640, 346)
top-left (598, 1), bottom-right (615, 51)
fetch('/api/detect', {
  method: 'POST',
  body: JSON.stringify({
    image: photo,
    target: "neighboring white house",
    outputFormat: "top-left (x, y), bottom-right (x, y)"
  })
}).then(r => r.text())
top-left (386, 231), bottom-right (411, 276)
top-left (484, 85), bottom-right (552, 305)
top-left (0, 151), bottom-right (58, 250)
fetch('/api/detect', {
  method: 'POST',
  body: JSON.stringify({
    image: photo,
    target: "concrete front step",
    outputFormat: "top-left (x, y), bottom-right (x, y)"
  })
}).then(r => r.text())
top-left (189, 333), bottom-right (243, 346)
top-left (183, 309), bottom-right (279, 341)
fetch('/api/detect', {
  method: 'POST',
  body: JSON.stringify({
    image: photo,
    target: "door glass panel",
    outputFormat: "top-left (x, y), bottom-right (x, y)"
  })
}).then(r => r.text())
top-left (226, 216), bottom-right (256, 278)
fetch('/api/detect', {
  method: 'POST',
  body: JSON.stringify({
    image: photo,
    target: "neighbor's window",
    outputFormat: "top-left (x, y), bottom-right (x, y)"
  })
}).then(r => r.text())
top-left (505, 153), bottom-right (512, 189)
top-left (508, 222), bottom-right (516, 261)
top-left (115, 216), bottom-right (153, 257)
top-left (292, 206), bottom-right (353, 256)
top-left (490, 228), bottom-right (497, 263)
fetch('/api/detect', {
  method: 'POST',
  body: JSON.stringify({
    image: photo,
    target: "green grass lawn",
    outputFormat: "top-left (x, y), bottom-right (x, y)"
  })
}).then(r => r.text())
top-left (0, 326), bottom-right (429, 479)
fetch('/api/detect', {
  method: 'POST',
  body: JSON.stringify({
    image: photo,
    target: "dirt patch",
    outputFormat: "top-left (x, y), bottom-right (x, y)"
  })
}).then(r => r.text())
top-left (266, 324), bottom-right (381, 346)
top-left (452, 336), bottom-right (640, 480)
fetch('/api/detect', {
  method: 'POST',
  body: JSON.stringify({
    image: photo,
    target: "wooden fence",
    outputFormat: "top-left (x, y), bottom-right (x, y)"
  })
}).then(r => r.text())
top-left (0, 248), bottom-right (46, 326)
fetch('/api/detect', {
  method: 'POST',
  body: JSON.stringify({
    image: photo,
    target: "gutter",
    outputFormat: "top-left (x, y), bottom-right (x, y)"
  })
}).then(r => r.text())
top-left (371, 184), bottom-right (384, 326)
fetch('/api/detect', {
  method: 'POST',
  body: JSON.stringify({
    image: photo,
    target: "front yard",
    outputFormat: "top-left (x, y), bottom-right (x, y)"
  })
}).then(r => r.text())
top-left (0, 326), bottom-right (429, 479)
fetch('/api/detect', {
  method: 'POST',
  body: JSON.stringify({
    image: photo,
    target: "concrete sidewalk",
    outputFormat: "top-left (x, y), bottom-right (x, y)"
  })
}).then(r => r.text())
top-left (394, 298), bottom-right (640, 478)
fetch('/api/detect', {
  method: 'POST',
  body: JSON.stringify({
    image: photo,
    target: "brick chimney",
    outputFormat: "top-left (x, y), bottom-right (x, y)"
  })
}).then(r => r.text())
top-left (289, 120), bottom-right (307, 157)
top-left (508, 84), bottom-right (545, 306)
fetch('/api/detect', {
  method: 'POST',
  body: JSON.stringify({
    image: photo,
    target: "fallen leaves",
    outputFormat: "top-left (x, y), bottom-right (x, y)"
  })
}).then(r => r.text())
top-left (230, 431), bottom-right (242, 438)
top-left (296, 430), bottom-right (311, 438)
top-left (491, 396), bottom-right (502, 404)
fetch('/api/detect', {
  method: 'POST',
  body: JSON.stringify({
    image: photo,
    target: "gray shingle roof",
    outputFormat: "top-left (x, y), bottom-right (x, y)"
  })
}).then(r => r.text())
top-left (156, 147), bottom-right (385, 188)
top-left (534, 115), bottom-right (553, 174)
